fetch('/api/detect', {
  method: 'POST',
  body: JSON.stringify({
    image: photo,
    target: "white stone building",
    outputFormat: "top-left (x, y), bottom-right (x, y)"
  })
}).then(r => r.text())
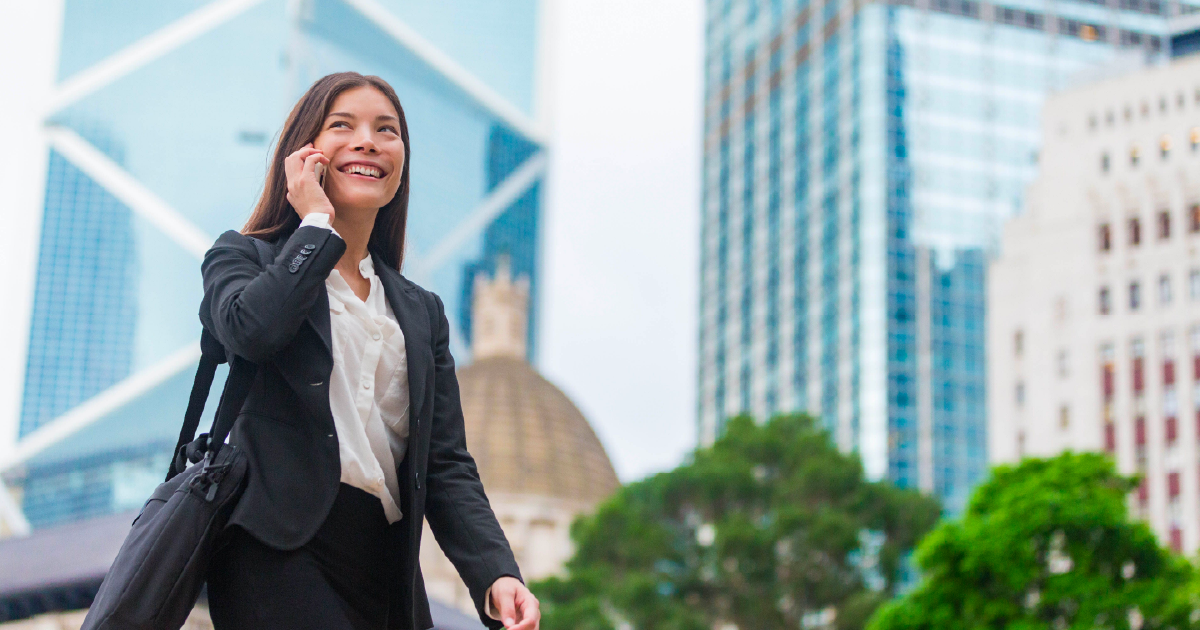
top-left (989, 53), bottom-right (1200, 552)
top-left (420, 262), bottom-right (621, 613)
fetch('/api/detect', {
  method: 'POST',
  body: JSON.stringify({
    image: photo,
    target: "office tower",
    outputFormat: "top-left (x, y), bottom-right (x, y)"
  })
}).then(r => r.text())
top-left (1, 0), bottom-right (549, 530)
top-left (990, 53), bottom-right (1200, 551)
top-left (698, 0), bottom-right (1188, 512)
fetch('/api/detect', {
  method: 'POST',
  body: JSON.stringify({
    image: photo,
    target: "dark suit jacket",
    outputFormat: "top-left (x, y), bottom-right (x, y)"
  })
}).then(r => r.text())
top-left (198, 223), bottom-right (521, 630)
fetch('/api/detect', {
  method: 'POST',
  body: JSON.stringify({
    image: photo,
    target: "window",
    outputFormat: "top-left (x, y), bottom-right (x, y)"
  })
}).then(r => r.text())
top-left (1129, 217), bottom-right (1141, 245)
top-left (1158, 210), bottom-right (1171, 239)
top-left (1133, 337), bottom-right (1146, 394)
top-left (1014, 330), bottom-right (1024, 357)
top-left (1191, 127), bottom-right (1199, 151)
top-left (1101, 152), bottom-right (1110, 173)
top-left (1130, 281), bottom-right (1141, 310)
top-left (1099, 286), bottom-right (1112, 314)
top-left (1191, 270), bottom-right (1200, 300)
top-left (1131, 146), bottom-right (1140, 166)
top-left (1057, 349), bottom-right (1069, 378)
top-left (1098, 223), bottom-right (1112, 251)
top-left (1015, 381), bottom-right (1025, 407)
top-left (1160, 135), bottom-right (1171, 159)
top-left (1059, 405), bottom-right (1070, 430)
top-left (1189, 203), bottom-right (1200, 233)
top-left (1160, 273), bottom-right (1172, 304)
top-left (1103, 362), bottom-right (1115, 401)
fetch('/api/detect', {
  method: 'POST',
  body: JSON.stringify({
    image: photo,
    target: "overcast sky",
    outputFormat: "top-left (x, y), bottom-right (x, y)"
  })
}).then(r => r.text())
top-left (0, 0), bottom-right (705, 481)
top-left (541, 0), bottom-right (704, 481)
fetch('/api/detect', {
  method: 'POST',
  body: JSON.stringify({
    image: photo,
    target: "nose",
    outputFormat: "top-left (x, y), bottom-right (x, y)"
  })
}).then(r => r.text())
top-left (351, 128), bottom-right (378, 153)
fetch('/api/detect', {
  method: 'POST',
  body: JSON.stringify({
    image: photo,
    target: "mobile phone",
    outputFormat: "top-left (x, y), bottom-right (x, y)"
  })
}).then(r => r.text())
top-left (315, 163), bottom-right (326, 188)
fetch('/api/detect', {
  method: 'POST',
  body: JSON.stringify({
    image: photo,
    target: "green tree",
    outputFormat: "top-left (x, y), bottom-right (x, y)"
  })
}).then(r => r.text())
top-left (868, 452), bottom-right (1200, 630)
top-left (532, 413), bottom-right (941, 629)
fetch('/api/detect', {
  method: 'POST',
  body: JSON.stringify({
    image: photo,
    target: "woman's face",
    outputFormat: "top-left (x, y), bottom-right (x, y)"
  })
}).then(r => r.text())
top-left (312, 86), bottom-right (406, 213)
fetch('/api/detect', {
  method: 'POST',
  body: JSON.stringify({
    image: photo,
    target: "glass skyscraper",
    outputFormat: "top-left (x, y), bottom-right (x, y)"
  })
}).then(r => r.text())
top-left (6, 0), bottom-right (547, 529)
top-left (698, 0), bottom-right (1189, 512)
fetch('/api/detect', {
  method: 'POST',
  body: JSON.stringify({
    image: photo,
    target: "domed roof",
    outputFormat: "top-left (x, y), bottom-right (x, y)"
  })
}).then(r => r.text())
top-left (458, 357), bottom-right (619, 504)
top-left (456, 260), bottom-right (619, 505)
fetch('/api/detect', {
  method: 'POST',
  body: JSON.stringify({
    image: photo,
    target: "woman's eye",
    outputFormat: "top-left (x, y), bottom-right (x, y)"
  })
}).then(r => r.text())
top-left (330, 121), bottom-right (349, 128)
top-left (381, 126), bottom-right (397, 133)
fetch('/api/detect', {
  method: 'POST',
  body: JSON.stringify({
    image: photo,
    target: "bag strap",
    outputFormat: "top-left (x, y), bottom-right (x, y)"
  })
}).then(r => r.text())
top-left (167, 236), bottom-right (275, 480)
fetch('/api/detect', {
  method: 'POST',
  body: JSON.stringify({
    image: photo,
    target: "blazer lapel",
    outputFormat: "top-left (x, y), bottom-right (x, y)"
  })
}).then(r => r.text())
top-left (372, 250), bottom-right (430, 424)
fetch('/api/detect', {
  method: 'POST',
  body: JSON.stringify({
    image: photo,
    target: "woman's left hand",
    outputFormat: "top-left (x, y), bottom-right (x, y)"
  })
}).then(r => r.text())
top-left (489, 576), bottom-right (540, 630)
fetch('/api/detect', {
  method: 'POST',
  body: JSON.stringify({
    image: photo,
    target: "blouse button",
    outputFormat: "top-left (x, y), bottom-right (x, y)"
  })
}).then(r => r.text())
top-left (363, 382), bottom-right (371, 390)
top-left (372, 332), bottom-right (381, 341)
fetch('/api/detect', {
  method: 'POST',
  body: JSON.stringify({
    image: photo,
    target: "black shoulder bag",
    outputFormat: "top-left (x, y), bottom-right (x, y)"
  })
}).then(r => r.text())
top-left (81, 237), bottom-right (274, 630)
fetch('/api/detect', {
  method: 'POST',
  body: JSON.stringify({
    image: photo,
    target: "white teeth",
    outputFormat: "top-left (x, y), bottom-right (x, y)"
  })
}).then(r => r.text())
top-left (344, 164), bottom-right (382, 178)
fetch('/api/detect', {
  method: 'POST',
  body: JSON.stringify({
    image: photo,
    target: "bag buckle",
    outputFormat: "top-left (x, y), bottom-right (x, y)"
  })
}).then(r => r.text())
top-left (187, 458), bottom-right (233, 503)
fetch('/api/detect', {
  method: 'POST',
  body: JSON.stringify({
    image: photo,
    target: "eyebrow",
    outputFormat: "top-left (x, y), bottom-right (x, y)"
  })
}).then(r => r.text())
top-left (327, 111), bottom-right (400, 123)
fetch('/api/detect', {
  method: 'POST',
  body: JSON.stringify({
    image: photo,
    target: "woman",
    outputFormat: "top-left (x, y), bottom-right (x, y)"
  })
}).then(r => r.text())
top-left (199, 72), bottom-right (539, 630)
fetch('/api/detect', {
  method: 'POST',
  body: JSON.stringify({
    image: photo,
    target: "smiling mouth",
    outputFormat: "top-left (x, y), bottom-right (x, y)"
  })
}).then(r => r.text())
top-left (339, 164), bottom-right (386, 179)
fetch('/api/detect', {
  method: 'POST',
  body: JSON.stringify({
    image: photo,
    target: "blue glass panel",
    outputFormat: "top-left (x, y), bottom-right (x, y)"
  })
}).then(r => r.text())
top-left (928, 249), bottom-right (986, 514)
top-left (885, 6), bottom-right (919, 491)
top-left (57, 0), bottom-right (213, 81)
top-left (21, 143), bottom-right (136, 438)
top-left (371, 0), bottom-right (538, 116)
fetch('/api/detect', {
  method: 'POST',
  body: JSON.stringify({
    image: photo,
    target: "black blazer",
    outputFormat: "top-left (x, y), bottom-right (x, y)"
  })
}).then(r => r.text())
top-left (198, 223), bottom-right (520, 630)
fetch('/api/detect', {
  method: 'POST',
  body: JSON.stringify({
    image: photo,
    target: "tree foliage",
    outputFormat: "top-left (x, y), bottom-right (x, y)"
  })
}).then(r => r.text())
top-left (532, 413), bottom-right (941, 629)
top-left (868, 452), bottom-right (1200, 630)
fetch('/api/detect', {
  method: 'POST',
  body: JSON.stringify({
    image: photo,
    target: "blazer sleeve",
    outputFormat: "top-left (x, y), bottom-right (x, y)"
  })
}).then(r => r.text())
top-left (422, 291), bottom-right (522, 629)
top-left (199, 225), bottom-right (345, 363)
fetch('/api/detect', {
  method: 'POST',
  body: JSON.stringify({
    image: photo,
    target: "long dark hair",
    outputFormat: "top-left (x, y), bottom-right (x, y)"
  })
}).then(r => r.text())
top-left (243, 72), bottom-right (411, 271)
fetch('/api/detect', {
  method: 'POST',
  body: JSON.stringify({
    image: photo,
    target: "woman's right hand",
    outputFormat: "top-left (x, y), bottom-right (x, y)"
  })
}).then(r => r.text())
top-left (284, 143), bottom-right (335, 220)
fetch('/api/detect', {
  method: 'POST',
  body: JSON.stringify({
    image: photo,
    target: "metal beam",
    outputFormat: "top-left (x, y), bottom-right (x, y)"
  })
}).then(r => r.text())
top-left (0, 341), bottom-right (202, 474)
top-left (46, 0), bottom-right (267, 115)
top-left (406, 152), bottom-right (547, 282)
top-left (46, 125), bottom-right (212, 259)
top-left (340, 0), bottom-right (545, 143)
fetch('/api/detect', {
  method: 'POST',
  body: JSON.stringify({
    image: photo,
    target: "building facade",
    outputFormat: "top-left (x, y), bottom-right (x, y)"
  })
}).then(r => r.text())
top-left (2, 0), bottom-right (550, 530)
top-left (420, 262), bottom-right (619, 614)
top-left (989, 53), bottom-right (1200, 552)
top-left (698, 0), bottom-right (1190, 512)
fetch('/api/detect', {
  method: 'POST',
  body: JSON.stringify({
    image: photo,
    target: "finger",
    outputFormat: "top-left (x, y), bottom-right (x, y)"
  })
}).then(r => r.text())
top-left (497, 592), bottom-right (517, 628)
top-left (286, 146), bottom-right (321, 167)
top-left (284, 147), bottom-right (319, 180)
top-left (289, 145), bottom-right (320, 160)
top-left (510, 610), bottom-right (538, 630)
top-left (510, 595), bottom-right (540, 630)
top-left (302, 152), bottom-right (327, 177)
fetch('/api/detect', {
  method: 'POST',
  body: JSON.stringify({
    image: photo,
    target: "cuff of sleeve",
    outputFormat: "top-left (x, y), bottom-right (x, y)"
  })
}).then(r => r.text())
top-left (299, 212), bottom-right (341, 239)
top-left (483, 585), bottom-right (499, 620)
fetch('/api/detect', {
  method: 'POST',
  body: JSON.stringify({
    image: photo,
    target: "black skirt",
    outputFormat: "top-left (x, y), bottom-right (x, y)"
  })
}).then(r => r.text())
top-left (207, 483), bottom-right (399, 630)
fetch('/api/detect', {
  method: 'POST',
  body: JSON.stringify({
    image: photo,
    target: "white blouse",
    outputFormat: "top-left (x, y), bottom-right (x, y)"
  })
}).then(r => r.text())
top-left (298, 213), bottom-right (503, 615)
top-left (301, 213), bottom-right (410, 523)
